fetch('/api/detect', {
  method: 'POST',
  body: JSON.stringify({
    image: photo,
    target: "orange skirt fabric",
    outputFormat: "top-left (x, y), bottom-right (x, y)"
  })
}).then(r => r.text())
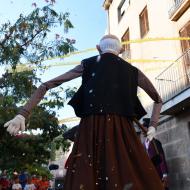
top-left (64, 114), bottom-right (164, 190)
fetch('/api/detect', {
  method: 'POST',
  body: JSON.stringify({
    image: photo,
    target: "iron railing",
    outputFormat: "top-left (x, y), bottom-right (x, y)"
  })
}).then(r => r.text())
top-left (155, 48), bottom-right (190, 102)
top-left (168, 0), bottom-right (185, 17)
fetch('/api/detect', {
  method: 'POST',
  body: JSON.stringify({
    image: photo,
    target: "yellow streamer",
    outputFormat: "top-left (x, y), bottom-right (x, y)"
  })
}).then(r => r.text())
top-left (10, 36), bottom-right (190, 72)
top-left (59, 117), bottom-right (80, 124)
top-left (46, 36), bottom-right (190, 60)
top-left (122, 37), bottom-right (190, 45)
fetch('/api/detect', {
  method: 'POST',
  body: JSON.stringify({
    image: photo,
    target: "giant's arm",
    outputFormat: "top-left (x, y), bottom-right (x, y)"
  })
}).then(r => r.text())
top-left (19, 64), bottom-right (83, 118)
top-left (138, 70), bottom-right (162, 128)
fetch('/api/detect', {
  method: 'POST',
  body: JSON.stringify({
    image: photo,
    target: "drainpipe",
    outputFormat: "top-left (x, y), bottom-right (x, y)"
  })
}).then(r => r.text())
top-left (103, 0), bottom-right (112, 34)
top-left (107, 9), bottom-right (110, 34)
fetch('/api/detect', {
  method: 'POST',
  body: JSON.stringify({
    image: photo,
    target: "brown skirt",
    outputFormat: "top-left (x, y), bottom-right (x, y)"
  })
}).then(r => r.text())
top-left (64, 114), bottom-right (164, 190)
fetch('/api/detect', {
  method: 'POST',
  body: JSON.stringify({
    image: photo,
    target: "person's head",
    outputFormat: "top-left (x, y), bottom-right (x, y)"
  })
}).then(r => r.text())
top-left (96, 34), bottom-right (124, 55)
top-left (142, 118), bottom-right (150, 128)
top-left (2, 170), bottom-right (7, 176)
top-left (31, 175), bottom-right (36, 179)
top-left (27, 177), bottom-right (32, 184)
top-left (13, 171), bottom-right (18, 176)
top-left (14, 177), bottom-right (19, 184)
top-left (42, 175), bottom-right (47, 181)
top-left (38, 176), bottom-right (42, 180)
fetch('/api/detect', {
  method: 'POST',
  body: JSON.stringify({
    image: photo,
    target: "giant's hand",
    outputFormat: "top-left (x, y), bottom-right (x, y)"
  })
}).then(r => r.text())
top-left (146, 126), bottom-right (156, 141)
top-left (4, 115), bottom-right (25, 135)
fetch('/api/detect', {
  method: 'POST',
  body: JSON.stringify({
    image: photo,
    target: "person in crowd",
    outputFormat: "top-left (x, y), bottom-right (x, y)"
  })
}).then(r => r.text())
top-left (12, 177), bottom-right (22, 190)
top-left (142, 118), bottom-right (169, 190)
top-left (31, 175), bottom-right (39, 190)
top-left (19, 170), bottom-right (27, 190)
top-left (0, 170), bottom-right (10, 190)
top-left (24, 177), bottom-right (36, 190)
top-left (38, 176), bottom-right (49, 190)
top-left (63, 125), bottom-right (79, 169)
top-left (13, 170), bottom-right (19, 179)
top-left (4, 34), bottom-right (164, 190)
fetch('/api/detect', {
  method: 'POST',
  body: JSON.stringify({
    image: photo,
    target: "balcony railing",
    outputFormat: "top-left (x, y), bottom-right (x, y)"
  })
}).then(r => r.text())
top-left (168, 0), bottom-right (190, 21)
top-left (155, 48), bottom-right (190, 102)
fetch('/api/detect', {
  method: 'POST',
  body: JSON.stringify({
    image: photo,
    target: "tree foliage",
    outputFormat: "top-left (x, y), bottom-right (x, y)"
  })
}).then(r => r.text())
top-left (0, 3), bottom-right (75, 173)
top-left (0, 5), bottom-right (75, 68)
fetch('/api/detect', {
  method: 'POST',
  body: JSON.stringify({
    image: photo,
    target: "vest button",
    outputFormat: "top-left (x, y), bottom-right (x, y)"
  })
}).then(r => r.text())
top-left (89, 89), bottom-right (93, 93)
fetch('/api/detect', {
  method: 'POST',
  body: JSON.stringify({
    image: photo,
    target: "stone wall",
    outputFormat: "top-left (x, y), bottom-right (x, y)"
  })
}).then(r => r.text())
top-left (156, 109), bottom-right (190, 190)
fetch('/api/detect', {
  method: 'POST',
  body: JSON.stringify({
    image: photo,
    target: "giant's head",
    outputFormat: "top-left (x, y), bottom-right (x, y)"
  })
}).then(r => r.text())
top-left (97, 34), bottom-right (123, 55)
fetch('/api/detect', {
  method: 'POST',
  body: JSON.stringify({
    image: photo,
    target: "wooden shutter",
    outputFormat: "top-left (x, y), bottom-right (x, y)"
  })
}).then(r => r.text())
top-left (122, 29), bottom-right (130, 51)
top-left (140, 6), bottom-right (149, 38)
top-left (179, 21), bottom-right (190, 68)
top-left (180, 21), bottom-right (190, 52)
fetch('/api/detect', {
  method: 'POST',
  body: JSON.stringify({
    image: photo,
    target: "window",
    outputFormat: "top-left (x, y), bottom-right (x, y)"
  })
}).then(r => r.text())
top-left (139, 6), bottom-right (149, 38)
top-left (121, 29), bottom-right (130, 59)
top-left (118, 0), bottom-right (130, 22)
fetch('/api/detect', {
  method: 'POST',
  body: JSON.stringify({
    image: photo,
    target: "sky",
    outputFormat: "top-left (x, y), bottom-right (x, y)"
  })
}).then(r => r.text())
top-left (0, 0), bottom-right (107, 52)
top-left (0, 0), bottom-right (107, 125)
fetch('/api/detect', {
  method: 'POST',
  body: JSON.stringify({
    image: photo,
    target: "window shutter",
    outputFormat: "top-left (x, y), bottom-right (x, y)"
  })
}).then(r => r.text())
top-left (140, 6), bottom-right (149, 38)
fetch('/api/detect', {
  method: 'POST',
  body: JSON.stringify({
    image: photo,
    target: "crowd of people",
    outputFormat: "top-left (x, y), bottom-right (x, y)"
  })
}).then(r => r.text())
top-left (0, 170), bottom-right (50, 190)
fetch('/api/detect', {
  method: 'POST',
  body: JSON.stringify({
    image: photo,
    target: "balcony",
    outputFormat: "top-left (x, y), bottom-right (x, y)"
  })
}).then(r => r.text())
top-left (155, 48), bottom-right (190, 114)
top-left (169, 0), bottom-right (190, 21)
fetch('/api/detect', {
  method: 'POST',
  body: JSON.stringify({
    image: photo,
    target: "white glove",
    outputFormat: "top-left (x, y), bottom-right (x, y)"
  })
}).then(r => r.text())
top-left (146, 126), bottom-right (156, 141)
top-left (4, 114), bottom-right (25, 135)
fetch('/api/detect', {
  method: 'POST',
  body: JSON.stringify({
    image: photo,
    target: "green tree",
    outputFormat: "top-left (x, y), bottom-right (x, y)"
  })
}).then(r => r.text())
top-left (0, 3), bottom-right (75, 173)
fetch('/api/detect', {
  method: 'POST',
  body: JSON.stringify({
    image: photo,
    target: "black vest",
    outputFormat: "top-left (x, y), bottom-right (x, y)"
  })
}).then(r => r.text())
top-left (68, 53), bottom-right (146, 119)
